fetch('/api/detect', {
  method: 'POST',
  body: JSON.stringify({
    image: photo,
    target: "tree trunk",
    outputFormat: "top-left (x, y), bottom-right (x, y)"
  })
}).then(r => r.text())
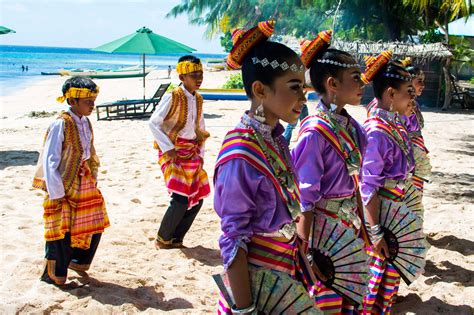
top-left (441, 57), bottom-right (452, 110)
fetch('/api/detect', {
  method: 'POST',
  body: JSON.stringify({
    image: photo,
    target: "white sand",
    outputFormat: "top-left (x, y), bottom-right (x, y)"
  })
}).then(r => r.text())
top-left (0, 70), bottom-right (473, 313)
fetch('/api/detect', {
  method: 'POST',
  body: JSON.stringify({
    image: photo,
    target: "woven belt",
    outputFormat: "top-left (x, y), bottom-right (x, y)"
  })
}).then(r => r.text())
top-left (315, 196), bottom-right (361, 229)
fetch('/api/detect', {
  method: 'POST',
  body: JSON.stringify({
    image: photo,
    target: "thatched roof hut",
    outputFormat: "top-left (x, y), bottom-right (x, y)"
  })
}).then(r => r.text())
top-left (281, 36), bottom-right (453, 107)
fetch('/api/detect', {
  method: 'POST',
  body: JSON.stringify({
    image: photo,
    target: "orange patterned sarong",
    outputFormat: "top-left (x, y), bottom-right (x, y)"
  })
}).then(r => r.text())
top-left (158, 137), bottom-right (210, 209)
top-left (42, 162), bottom-right (110, 250)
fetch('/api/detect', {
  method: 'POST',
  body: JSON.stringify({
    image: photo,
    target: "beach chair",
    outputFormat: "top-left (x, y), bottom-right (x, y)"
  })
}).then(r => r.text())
top-left (96, 83), bottom-right (170, 120)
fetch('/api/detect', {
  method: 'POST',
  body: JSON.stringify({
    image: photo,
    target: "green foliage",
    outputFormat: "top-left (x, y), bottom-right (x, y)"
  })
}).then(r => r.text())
top-left (167, 83), bottom-right (178, 92)
top-left (222, 73), bottom-right (244, 89)
top-left (449, 36), bottom-right (474, 75)
top-left (220, 31), bottom-right (233, 53)
top-left (469, 77), bottom-right (474, 84)
top-left (420, 28), bottom-right (444, 43)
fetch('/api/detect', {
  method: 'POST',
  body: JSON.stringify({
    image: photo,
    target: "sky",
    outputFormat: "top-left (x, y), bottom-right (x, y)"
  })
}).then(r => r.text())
top-left (0, 0), bottom-right (225, 54)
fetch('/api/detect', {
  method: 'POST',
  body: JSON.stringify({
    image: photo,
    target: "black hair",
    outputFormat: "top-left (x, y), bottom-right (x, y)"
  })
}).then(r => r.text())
top-left (406, 65), bottom-right (423, 77)
top-left (178, 55), bottom-right (201, 64)
top-left (372, 61), bottom-right (411, 99)
top-left (308, 48), bottom-right (357, 94)
top-left (61, 76), bottom-right (98, 105)
top-left (241, 41), bottom-right (302, 97)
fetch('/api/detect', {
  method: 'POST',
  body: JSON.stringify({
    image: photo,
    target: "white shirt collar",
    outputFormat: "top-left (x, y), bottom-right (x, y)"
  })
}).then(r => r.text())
top-left (181, 86), bottom-right (195, 98)
top-left (68, 108), bottom-right (88, 124)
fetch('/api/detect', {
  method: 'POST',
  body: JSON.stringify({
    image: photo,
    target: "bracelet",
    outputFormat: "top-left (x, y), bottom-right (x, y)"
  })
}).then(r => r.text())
top-left (231, 302), bottom-right (256, 314)
top-left (367, 224), bottom-right (382, 236)
top-left (369, 231), bottom-right (384, 244)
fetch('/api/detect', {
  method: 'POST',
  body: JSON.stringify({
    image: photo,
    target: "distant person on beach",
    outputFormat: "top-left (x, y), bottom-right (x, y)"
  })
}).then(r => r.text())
top-left (32, 76), bottom-right (110, 288)
top-left (21, 65), bottom-right (25, 72)
top-left (149, 55), bottom-right (209, 249)
top-left (167, 65), bottom-right (172, 78)
top-left (26, 66), bottom-right (28, 72)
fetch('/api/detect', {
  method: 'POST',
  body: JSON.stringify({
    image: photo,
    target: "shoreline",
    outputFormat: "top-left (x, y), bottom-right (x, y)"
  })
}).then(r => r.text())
top-left (0, 70), bottom-right (473, 313)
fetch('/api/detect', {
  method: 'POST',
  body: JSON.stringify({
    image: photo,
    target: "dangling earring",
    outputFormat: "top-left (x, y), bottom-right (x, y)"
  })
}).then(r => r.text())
top-left (389, 100), bottom-right (393, 112)
top-left (254, 102), bottom-right (266, 123)
top-left (330, 94), bottom-right (337, 112)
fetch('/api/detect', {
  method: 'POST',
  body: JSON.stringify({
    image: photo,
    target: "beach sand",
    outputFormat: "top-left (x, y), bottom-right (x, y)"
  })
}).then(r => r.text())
top-left (0, 69), bottom-right (473, 314)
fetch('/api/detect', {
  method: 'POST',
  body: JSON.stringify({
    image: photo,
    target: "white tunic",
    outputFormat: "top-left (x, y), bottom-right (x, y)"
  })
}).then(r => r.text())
top-left (43, 109), bottom-right (92, 199)
top-left (148, 86), bottom-right (205, 156)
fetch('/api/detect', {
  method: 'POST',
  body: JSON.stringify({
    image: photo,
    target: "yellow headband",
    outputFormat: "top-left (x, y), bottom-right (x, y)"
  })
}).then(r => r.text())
top-left (176, 61), bottom-right (203, 75)
top-left (56, 87), bottom-right (100, 103)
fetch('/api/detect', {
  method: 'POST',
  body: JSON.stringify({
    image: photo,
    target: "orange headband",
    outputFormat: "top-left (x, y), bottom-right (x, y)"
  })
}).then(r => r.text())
top-left (226, 20), bottom-right (275, 70)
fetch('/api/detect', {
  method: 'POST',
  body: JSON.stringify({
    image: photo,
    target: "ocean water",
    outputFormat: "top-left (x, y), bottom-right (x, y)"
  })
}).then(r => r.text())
top-left (0, 45), bottom-right (226, 96)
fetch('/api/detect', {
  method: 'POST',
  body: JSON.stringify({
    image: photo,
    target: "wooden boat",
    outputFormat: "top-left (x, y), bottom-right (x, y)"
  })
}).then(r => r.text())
top-left (60, 66), bottom-right (155, 79)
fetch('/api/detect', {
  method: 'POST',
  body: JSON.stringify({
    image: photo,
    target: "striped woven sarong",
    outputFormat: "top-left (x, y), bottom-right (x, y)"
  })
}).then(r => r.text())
top-left (43, 162), bottom-right (110, 250)
top-left (158, 137), bottom-right (210, 209)
top-left (362, 191), bottom-right (403, 314)
top-left (217, 235), bottom-right (316, 314)
top-left (362, 249), bottom-right (400, 314)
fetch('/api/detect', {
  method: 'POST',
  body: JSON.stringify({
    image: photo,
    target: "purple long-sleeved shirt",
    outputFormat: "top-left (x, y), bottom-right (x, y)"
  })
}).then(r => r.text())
top-left (403, 100), bottom-right (423, 134)
top-left (291, 102), bottom-right (367, 212)
top-left (214, 114), bottom-right (293, 270)
top-left (360, 108), bottom-right (415, 205)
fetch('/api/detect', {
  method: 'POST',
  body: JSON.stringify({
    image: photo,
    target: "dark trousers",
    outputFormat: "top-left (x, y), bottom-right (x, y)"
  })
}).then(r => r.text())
top-left (41, 233), bottom-right (102, 285)
top-left (157, 193), bottom-right (203, 243)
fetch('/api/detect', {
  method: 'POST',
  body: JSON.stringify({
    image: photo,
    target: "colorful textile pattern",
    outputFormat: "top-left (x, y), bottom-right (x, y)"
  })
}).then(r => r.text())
top-left (158, 138), bottom-right (210, 209)
top-left (298, 111), bottom-right (362, 178)
top-left (176, 61), bottom-right (203, 75)
top-left (309, 214), bottom-right (370, 312)
top-left (365, 98), bottom-right (378, 117)
top-left (363, 248), bottom-right (400, 314)
top-left (362, 50), bottom-right (393, 84)
top-left (160, 87), bottom-right (209, 146)
top-left (215, 128), bottom-right (300, 237)
top-left (56, 87), bottom-right (99, 103)
top-left (411, 137), bottom-right (431, 192)
top-left (226, 20), bottom-right (275, 70)
top-left (300, 30), bottom-right (333, 67)
top-left (42, 162), bottom-right (109, 249)
top-left (216, 235), bottom-right (318, 314)
top-left (33, 112), bottom-right (85, 194)
top-left (365, 115), bottom-right (413, 167)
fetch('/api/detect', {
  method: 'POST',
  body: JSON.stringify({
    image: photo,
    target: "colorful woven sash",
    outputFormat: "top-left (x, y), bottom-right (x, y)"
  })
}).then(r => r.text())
top-left (298, 111), bottom-right (362, 182)
top-left (365, 116), bottom-right (413, 167)
top-left (411, 135), bottom-right (428, 153)
top-left (379, 186), bottom-right (405, 202)
top-left (216, 128), bottom-right (299, 206)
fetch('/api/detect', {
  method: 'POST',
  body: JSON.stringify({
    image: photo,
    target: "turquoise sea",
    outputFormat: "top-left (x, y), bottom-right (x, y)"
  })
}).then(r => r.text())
top-left (0, 45), bottom-right (226, 96)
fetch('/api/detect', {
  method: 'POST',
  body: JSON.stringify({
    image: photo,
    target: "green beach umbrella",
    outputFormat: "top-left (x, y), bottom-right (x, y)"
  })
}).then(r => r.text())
top-left (0, 26), bottom-right (16, 35)
top-left (92, 26), bottom-right (196, 100)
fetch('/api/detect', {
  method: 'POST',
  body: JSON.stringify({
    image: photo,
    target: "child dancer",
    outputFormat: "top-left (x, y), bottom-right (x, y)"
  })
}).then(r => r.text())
top-left (401, 58), bottom-right (431, 200)
top-left (149, 55), bottom-right (210, 249)
top-left (214, 20), bottom-right (317, 314)
top-left (33, 77), bottom-right (110, 287)
top-left (292, 30), bottom-right (369, 314)
top-left (360, 51), bottom-right (417, 313)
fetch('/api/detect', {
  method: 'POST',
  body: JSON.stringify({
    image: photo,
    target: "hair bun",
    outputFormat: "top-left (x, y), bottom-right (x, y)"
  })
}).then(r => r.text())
top-left (362, 50), bottom-right (393, 84)
top-left (226, 19), bottom-right (275, 70)
top-left (300, 29), bottom-right (332, 68)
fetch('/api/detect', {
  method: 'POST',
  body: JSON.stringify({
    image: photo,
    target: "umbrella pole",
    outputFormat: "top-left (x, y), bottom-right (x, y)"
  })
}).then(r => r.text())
top-left (143, 54), bottom-right (146, 103)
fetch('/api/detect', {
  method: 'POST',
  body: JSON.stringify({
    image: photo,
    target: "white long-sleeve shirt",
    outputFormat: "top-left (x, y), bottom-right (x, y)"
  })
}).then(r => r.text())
top-left (43, 109), bottom-right (92, 199)
top-left (148, 86), bottom-right (205, 157)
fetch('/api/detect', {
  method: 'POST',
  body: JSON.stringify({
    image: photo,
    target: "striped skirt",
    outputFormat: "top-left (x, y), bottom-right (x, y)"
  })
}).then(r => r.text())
top-left (158, 137), bottom-right (210, 209)
top-left (217, 235), bottom-right (316, 314)
top-left (43, 161), bottom-right (110, 250)
top-left (362, 249), bottom-right (400, 315)
top-left (411, 136), bottom-right (431, 193)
